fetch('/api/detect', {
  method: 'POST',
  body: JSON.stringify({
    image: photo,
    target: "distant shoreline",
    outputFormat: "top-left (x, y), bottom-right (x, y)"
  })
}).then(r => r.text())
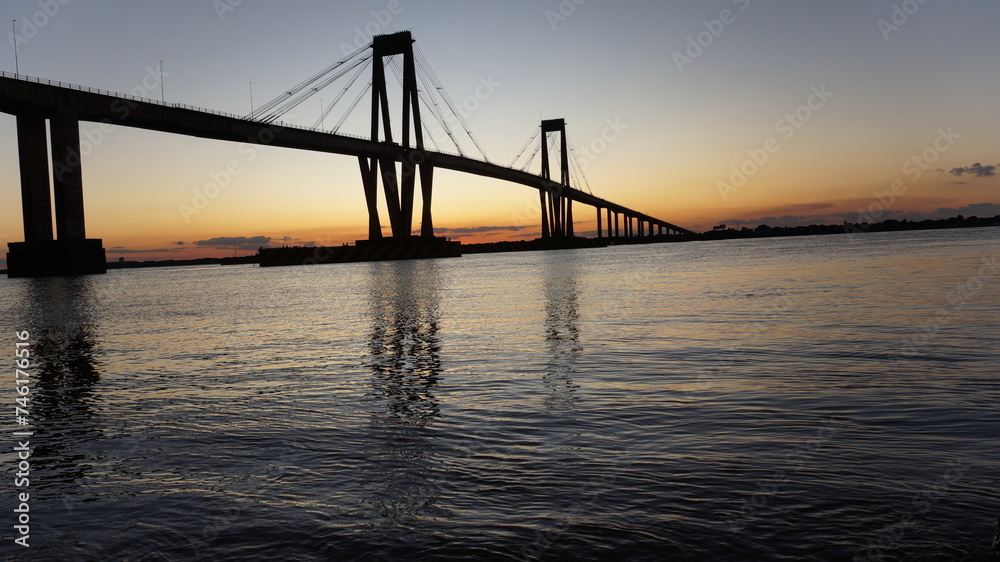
top-left (691, 213), bottom-right (999, 241)
top-left (2, 215), bottom-right (997, 275)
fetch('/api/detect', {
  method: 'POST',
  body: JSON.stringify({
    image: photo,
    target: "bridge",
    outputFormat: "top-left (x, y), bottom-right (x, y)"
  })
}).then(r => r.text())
top-left (1, 31), bottom-right (692, 278)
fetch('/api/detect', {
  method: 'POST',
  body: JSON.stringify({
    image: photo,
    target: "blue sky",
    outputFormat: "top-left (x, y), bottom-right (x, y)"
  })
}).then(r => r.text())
top-left (1, 0), bottom-right (998, 261)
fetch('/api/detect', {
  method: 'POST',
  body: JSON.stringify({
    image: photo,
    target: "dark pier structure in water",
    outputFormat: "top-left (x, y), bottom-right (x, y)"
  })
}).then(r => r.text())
top-left (2, 32), bottom-right (691, 277)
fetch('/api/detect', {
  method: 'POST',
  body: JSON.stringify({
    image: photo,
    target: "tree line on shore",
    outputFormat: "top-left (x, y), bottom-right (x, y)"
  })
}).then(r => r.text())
top-left (696, 214), bottom-right (1000, 240)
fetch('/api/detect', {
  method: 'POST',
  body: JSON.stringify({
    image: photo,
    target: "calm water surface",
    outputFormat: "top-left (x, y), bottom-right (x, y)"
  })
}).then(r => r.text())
top-left (2, 228), bottom-right (999, 561)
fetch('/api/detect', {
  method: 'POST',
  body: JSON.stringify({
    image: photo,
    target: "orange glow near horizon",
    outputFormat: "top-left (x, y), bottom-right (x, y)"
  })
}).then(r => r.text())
top-left (1, 115), bottom-right (996, 264)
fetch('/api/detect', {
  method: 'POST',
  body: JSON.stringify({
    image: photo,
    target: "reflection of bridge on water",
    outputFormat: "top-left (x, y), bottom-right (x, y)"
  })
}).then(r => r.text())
top-left (358, 257), bottom-right (585, 525)
top-left (18, 277), bottom-right (104, 490)
top-left (361, 260), bottom-right (444, 525)
top-left (543, 259), bottom-right (582, 414)
top-left (365, 260), bottom-right (442, 427)
top-left (1, 31), bottom-right (693, 278)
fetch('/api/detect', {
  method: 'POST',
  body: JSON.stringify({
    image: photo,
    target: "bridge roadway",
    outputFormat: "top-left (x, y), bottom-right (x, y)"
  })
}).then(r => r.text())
top-left (0, 73), bottom-right (693, 237)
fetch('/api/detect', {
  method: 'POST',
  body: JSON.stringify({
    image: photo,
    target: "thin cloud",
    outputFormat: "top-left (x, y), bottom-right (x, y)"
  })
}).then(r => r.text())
top-left (194, 236), bottom-right (272, 250)
top-left (107, 247), bottom-right (182, 254)
top-left (949, 162), bottom-right (998, 178)
top-left (933, 202), bottom-right (1000, 217)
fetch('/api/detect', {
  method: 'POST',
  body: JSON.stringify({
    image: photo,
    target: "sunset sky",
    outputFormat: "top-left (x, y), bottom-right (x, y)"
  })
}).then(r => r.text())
top-left (1, 0), bottom-right (998, 263)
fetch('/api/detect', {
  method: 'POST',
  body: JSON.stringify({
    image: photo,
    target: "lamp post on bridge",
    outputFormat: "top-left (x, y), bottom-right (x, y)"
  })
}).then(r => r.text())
top-left (159, 60), bottom-right (165, 102)
top-left (249, 81), bottom-right (254, 120)
top-left (12, 20), bottom-right (19, 76)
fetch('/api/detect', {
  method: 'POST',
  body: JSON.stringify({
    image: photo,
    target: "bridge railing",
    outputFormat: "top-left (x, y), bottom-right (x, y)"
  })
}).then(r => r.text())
top-left (0, 70), bottom-right (174, 108)
top-left (425, 145), bottom-right (492, 165)
top-left (0, 70), bottom-right (371, 142)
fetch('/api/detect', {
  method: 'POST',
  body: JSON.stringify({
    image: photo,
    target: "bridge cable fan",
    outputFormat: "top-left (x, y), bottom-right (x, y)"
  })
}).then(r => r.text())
top-left (248, 44), bottom-right (372, 122)
top-left (312, 56), bottom-right (373, 130)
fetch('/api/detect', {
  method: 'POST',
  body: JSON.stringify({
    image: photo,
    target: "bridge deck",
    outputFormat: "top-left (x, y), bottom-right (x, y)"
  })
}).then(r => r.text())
top-left (0, 72), bottom-right (693, 235)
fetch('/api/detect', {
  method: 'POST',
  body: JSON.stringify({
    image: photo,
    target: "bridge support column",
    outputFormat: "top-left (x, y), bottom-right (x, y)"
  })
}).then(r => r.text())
top-left (359, 157), bottom-right (383, 239)
top-left (17, 115), bottom-right (53, 243)
top-left (539, 189), bottom-right (550, 239)
top-left (596, 206), bottom-right (602, 238)
top-left (51, 110), bottom-right (86, 240)
top-left (400, 160), bottom-right (416, 237)
top-left (6, 108), bottom-right (105, 278)
top-left (613, 213), bottom-right (619, 238)
top-left (377, 156), bottom-right (405, 237)
top-left (419, 162), bottom-right (435, 237)
top-left (565, 198), bottom-right (573, 237)
top-left (548, 190), bottom-right (562, 237)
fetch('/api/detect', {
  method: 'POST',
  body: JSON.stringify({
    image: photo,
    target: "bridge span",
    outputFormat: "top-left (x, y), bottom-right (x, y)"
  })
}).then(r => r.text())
top-left (1, 32), bottom-right (692, 277)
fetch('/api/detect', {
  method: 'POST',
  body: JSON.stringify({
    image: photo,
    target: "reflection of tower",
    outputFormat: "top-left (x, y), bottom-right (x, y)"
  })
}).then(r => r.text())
top-left (361, 260), bottom-right (444, 524)
top-left (365, 260), bottom-right (442, 426)
top-left (22, 277), bottom-right (103, 482)
top-left (542, 258), bottom-right (582, 413)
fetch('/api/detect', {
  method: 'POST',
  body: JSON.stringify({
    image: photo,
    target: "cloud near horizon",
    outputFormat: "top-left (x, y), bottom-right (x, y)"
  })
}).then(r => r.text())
top-left (949, 162), bottom-right (998, 178)
top-left (933, 202), bottom-right (1000, 217)
top-left (107, 247), bottom-right (182, 254)
top-left (194, 236), bottom-right (272, 250)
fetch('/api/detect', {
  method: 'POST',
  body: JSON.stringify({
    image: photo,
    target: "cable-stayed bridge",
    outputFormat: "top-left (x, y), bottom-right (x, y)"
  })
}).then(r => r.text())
top-left (0, 31), bottom-right (692, 277)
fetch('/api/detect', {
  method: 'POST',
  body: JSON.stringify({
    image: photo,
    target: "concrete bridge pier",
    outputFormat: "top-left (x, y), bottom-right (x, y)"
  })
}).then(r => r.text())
top-left (16, 114), bottom-right (53, 243)
top-left (6, 107), bottom-right (106, 277)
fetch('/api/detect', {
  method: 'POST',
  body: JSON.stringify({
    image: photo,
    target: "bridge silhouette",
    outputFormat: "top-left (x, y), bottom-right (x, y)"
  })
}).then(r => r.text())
top-left (1, 31), bottom-right (692, 278)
